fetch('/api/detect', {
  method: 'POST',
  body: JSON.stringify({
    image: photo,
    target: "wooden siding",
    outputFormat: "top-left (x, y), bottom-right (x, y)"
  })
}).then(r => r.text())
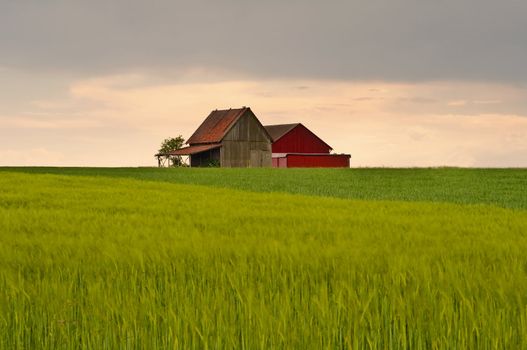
top-left (221, 110), bottom-right (272, 167)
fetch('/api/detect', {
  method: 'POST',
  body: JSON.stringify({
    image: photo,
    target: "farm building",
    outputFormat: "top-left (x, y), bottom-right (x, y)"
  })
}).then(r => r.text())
top-left (162, 107), bottom-right (273, 167)
top-left (264, 123), bottom-right (351, 168)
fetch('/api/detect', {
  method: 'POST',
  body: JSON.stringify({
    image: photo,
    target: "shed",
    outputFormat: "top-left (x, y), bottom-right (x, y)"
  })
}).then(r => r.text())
top-left (264, 123), bottom-right (351, 168)
top-left (166, 107), bottom-right (273, 167)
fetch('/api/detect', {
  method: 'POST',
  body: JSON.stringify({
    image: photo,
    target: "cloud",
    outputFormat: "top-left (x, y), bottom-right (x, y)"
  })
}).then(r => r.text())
top-left (1, 72), bottom-right (527, 167)
top-left (473, 100), bottom-right (502, 105)
top-left (1, 0), bottom-right (526, 82)
top-left (448, 100), bottom-right (468, 107)
top-left (0, 148), bottom-right (65, 166)
top-left (2, 0), bottom-right (525, 168)
top-left (0, 115), bottom-right (103, 130)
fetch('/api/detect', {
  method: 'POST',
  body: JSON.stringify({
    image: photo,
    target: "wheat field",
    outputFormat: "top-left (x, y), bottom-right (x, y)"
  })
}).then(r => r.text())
top-left (1, 169), bottom-right (526, 349)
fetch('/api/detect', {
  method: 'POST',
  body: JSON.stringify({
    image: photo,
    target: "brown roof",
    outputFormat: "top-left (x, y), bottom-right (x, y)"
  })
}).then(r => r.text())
top-left (187, 107), bottom-right (249, 144)
top-left (167, 143), bottom-right (221, 156)
top-left (264, 123), bottom-right (300, 142)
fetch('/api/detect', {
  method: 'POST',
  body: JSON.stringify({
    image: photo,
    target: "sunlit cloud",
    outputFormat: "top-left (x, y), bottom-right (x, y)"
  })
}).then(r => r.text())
top-left (0, 115), bottom-right (103, 129)
top-left (473, 100), bottom-right (502, 105)
top-left (0, 147), bottom-right (65, 166)
top-left (1, 1), bottom-right (525, 168)
top-left (448, 100), bottom-right (468, 107)
top-left (1, 71), bottom-right (526, 167)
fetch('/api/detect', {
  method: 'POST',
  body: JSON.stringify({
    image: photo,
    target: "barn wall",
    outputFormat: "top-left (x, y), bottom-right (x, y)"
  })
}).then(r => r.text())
top-left (221, 111), bottom-right (272, 167)
top-left (285, 154), bottom-right (350, 168)
top-left (272, 125), bottom-right (332, 154)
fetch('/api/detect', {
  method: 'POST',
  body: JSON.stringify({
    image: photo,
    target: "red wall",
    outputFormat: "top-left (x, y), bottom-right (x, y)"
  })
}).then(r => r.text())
top-left (272, 124), bottom-right (332, 153)
top-left (285, 154), bottom-right (350, 168)
top-left (272, 157), bottom-right (289, 168)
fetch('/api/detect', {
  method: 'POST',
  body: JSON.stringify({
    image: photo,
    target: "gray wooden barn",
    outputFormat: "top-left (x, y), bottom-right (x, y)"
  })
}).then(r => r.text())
top-left (164, 107), bottom-right (273, 167)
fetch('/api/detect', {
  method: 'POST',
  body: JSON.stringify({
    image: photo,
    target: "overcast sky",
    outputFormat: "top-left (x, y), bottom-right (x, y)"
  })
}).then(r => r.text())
top-left (1, 0), bottom-right (526, 167)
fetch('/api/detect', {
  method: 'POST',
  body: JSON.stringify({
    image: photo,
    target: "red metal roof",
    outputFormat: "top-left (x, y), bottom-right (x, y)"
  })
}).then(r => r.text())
top-left (168, 143), bottom-right (221, 155)
top-left (187, 107), bottom-right (249, 144)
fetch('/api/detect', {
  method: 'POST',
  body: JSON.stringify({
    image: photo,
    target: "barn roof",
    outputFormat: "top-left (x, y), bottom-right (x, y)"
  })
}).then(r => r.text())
top-left (264, 123), bottom-right (333, 150)
top-left (187, 107), bottom-right (249, 144)
top-left (166, 143), bottom-right (221, 156)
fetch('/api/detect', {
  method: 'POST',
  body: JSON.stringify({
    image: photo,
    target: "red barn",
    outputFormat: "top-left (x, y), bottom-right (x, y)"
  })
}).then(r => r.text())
top-left (264, 123), bottom-right (351, 168)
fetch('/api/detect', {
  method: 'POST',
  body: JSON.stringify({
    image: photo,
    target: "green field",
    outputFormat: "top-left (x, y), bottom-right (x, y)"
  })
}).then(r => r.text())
top-left (1, 167), bottom-right (527, 349)
top-left (5, 167), bottom-right (527, 209)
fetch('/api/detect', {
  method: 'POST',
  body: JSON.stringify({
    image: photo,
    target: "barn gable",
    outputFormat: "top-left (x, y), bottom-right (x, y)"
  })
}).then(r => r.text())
top-left (265, 123), bottom-right (333, 154)
top-left (265, 123), bottom-right (299, 142)
top-left (223, 109), bottom-right (272, 143)
top-left (221, 108), bottom-right (272, 167)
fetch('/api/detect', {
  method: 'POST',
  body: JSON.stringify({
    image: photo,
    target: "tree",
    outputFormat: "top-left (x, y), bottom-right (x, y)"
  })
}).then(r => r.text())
top-left (157, 135), bottom-right (186, 167)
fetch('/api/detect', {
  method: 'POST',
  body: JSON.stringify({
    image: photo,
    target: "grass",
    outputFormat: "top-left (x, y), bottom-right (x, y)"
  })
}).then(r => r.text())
top-left (2, 166), bottom-right (527, 209)
top-left (1, 170), bottom-right (527, 348)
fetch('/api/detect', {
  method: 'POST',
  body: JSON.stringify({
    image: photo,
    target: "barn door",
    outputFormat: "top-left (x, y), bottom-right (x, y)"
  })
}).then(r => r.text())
top-left (250, 150), bottom-right (260, 167)
top-left (262, 152), bottom-right (271, 167)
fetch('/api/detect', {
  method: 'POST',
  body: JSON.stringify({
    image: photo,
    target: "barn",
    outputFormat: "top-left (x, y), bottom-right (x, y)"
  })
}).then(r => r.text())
top-left (165, 107), bottom-right (273, 167)
top-left (264, 123), bottom-right (351, 168)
